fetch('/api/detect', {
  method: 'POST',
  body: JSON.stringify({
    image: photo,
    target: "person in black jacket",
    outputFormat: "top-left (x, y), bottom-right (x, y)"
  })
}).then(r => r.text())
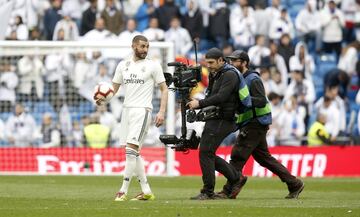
top-left (80, 0), bottom-right (97, 36)
top-left (155, 0), bottom-right (181, 31)
top-left (218, 50), bottom-right (304, 199)
top-left (187, 48), bottom-right (252, 200)
top-left (182, 0), bottom-right (203, 41)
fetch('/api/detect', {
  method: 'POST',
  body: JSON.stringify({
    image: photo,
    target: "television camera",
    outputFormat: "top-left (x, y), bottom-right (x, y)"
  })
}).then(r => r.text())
top-left (159, 61), bottom-right (202, 152)
top-left (159, 40), bottom-right (207, 152)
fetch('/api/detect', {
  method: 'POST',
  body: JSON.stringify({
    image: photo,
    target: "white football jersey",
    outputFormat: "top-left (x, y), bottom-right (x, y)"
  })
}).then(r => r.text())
top-left (112, 57), bottom-right (165, 109)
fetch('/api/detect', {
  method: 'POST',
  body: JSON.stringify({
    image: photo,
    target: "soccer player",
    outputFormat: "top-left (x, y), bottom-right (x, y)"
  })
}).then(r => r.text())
top-left (94, 35), bottom-right (168, 201)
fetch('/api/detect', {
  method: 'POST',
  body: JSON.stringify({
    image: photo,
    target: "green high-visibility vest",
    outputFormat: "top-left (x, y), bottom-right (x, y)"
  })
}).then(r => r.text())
top-left (308, 121), bottom-right (330, 147)
top-left (84, 124), bottom-right (110, 148)
top-left (236, 71), bottom-right (272, 126)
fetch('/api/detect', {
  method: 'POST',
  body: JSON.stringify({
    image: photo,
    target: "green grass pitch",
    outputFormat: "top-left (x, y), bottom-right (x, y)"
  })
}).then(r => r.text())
top-left (1, 176), bottom-right (359, 217)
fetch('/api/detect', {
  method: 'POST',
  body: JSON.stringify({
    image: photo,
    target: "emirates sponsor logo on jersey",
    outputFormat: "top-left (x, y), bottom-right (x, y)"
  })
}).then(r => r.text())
top-left (124, 73), bottom-right (145, 84)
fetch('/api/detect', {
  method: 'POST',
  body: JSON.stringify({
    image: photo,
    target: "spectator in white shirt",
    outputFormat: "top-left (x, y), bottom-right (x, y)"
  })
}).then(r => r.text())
top-left (61, 0), bottom-right (86, 28)
top-left (285, 70), bottom-right (315, 106)
top-left (253, 2), bottom-right (269, 37)
top-left (320, 0), bottom-right (345, 59)
top-left (6, 15), bottom-right (29, 40)
top-left (340, 0), bottom-right (359, 43)
top-left (82, 18), bottom-right (115, 41)
top-left (272, 71), bottom-right (287, 95)
top-left (277, 96), bottom-right (306, 146)
top-left (265, 0), bottom-right (281, 20)
top-left (117, 19), bottom-right (141, 58)
top-left (264, 0), bottom-right (282, 36)
top-left (0, 60), bottom-right (19, 112)
top-left (289, 42), bottom-right (315, 81)
top-left (269, 8), bottom-right (294, 42)
top-left (5, 103), bottom-right (37, 147)
top-left (143, 17), bottom-right (165, 41)
top-left (118, 18), bottom-right (141, 41)
top-left (315, 95), bottom-right (341, 140)
top-left (143, 17), bottom-right (165, 60)
top-left (17, 55), bottom-right (45, 102)
top-left (53, 12), bottom-right (80, 41)
top-left (325, 85), bottom-right (346, 134)
top-left (248, 35), bottom-right (270, 68)
top-left (44, 40), bottom-right (74, 112)
top-left (284, 69), bottom-right (315, 127)
top-left (230, 0), bottom-right (254, 22)
top-left (260, 67), bottom-right (280, 96)
top-left (269, 41), bottom-right (288, 88)
top-left (72, 53), bottom-right (92, 90)
top-left (230, 6), bottom-right (256, 51)
top-left (267, 92), bottom-right (283, 146)
top-left (230, 0), bottom-right (254, 40)
top-left (39, 113), bottom-right (61, 148)
top-left (338, 41), bottom-right (360, 77)
top-left (165, 16), bottom-right (193, 56)
top-left (353, 1), bottom-right (360, 41)
top-left (295, 0), bottom-right (321, 52)
top-left (79, 60), bottom-right (112, 102)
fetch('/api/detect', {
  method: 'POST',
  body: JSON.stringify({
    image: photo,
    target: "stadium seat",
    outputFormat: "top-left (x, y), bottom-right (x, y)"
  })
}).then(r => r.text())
top-left (78, 101), bottom-right (95, 114)
top-left (289, 0), bottom-right (306, 5)
top-left (33, 101), bottom-right (54, 113)
top-left (312, 75), bottom-right (324, 87)
top-left (315, 87), bottom-right (324, 100)
top-left (348, 90), bottom-right (358, 101)
top-left (289, 4), bottom-right (303, 18)
top-left (315, 53), bottom-right (337, 64)
top-left (315, 56), bottom-right (337, 77)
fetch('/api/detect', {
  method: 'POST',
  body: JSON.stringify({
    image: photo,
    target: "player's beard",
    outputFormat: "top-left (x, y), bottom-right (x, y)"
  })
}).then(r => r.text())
top-left (134, 48), bottom-right (147, 59)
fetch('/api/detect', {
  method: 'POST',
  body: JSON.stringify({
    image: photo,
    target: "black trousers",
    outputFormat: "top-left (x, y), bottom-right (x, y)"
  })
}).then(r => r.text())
top-left (199, 119), bottom-right (239, 195)
top-left (227, 122), bottom-right (297, 191)
top-left (322, 42), bottom-right (342, 60)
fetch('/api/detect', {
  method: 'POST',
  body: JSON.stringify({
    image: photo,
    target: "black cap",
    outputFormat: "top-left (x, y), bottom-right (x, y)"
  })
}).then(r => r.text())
top-left (226, 50), bottom-right (250, 63)
top-left (205, 47), bottom-right (223, 59)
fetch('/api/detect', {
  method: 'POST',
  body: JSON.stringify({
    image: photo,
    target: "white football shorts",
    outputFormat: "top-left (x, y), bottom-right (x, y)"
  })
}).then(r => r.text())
top-left (119, 107), bottom-right (152, 148)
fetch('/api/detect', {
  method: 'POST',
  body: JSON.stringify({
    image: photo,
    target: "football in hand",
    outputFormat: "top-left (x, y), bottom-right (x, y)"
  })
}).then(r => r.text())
top-left (94, 82), bottom-right (114, 103)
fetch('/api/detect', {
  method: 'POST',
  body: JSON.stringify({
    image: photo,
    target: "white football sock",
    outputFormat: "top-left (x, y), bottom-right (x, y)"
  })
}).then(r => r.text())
top-left (119, 147), bottom-right (138, 194)
top-left (136, 155), bottom-right (152, 195)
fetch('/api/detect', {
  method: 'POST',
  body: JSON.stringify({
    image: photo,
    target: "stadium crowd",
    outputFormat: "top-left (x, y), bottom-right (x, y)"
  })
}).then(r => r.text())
top-left (0, 0), bottom-right (359, 147)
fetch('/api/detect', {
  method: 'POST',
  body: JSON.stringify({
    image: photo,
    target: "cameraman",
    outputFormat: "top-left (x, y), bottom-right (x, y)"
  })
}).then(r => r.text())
top-left (219, 50), bottom-right (304, 199)
top-left (187, 48), bottom-right (252, 200)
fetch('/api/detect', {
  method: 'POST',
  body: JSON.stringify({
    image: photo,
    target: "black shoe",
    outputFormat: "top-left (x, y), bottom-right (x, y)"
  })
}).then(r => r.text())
top-left (286, 179), bottom-right (304, 199)
top-left (228, 176), bottom-right (248, 199)
top-left (190, 193), bottom-right (214, 200)
top-left (214, 190), bottom-right (230, 199)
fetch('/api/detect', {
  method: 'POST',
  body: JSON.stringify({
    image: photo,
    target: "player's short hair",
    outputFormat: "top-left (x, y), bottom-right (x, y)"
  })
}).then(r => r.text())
top-left (132, 35), bottom-right (148, 45)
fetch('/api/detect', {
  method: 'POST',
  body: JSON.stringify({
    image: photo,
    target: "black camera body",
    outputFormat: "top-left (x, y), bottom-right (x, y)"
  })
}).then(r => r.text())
top-left (187, 106), bottom-right (220, 123)
top-left (160, 62), bottom-right (202, 152)
top-left (164, 62), bottom-right (201, 89)
top-left (159, 129), bottom-right (200, 152)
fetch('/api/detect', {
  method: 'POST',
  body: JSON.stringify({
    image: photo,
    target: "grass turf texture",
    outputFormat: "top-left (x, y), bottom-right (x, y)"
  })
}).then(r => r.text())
top-left (0, 176), bottom-right (359, 217)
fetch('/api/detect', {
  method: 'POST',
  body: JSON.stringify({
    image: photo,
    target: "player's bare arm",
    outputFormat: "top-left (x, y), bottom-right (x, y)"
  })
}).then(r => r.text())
top-left (155, 82), bottom-right (168, 127)
top-left (112, 82), bottom-right (121, 94)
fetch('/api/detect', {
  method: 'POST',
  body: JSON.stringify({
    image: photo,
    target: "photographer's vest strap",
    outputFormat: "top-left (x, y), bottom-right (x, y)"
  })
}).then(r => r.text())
top-left (236, 71), bottom-right (272, 127)
top-left (223, 64), bottom-right (252, 108)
